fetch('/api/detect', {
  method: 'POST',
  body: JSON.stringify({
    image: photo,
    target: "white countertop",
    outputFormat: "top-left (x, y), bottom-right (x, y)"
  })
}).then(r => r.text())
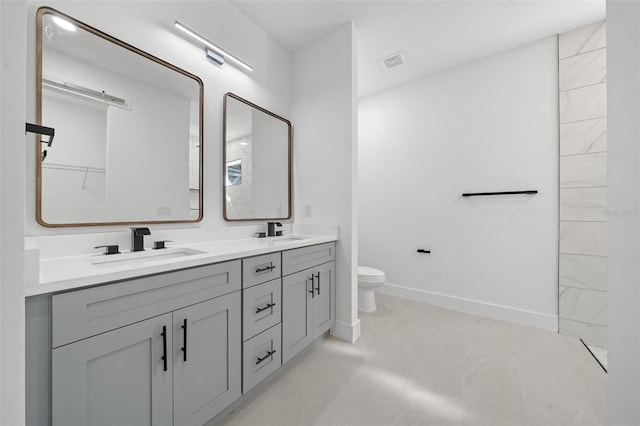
top-left (26, 234), bottom-right (337, 297)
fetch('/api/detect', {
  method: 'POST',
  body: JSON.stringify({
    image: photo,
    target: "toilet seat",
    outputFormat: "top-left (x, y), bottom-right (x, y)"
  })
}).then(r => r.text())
top-left (358, 266), bottom-right (386, 284)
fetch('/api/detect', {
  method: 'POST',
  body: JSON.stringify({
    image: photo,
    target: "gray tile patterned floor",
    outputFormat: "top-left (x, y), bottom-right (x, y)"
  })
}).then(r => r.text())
top-left (221, 293), bottom-right (606, 425)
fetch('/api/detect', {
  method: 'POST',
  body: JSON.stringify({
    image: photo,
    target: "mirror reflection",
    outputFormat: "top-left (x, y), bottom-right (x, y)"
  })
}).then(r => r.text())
top-left (37, 8), bottom-right (203, 226)
top-left (223, 93), bottom-right (292, 221)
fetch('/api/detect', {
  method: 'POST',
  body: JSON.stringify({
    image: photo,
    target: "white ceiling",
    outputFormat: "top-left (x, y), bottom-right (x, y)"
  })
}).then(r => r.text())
top-left (230, 0), bottom-right (606, 98)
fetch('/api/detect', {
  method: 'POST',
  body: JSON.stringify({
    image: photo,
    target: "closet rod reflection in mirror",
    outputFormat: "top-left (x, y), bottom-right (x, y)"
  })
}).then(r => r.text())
top-left (36, 7), bottom-right (204, 227)
top-left (223, 93), bottom-right (292, 221)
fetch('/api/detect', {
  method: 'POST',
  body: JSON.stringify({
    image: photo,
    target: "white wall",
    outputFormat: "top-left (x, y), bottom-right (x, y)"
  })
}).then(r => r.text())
top-left (607, 1), bottom-right (640, 423)
top-left (251, 109), bottom-right (288, 218)
top-left (41, 94), bottom-right (108, 223)
top-left (292, 23), bottom-right (360, 342)
top-left (25, 0), bottom-right (292, 250)
top-left (359, 37), bottom-right (559, 330)
top-left (106, 79), bottom-right (190, 222)
top-left (0, 1), bottom-right (27, 424)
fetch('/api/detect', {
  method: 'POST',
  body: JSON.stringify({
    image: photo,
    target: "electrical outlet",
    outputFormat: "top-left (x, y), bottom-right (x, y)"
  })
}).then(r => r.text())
top-left (304, 204), bottom-right (313, 217)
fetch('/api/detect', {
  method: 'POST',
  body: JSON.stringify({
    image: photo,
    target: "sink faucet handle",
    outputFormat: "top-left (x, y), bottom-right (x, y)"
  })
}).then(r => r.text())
top-left (153, 240), bottom-right (173, 250)
top-left (94, 245), bottom-right (120, 255)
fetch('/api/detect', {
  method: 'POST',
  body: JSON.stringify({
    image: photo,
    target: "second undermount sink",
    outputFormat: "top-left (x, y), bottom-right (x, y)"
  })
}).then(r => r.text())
top-left (267, 235), bottom-right (309, 244)
top-left (88, 247), bottom-right (207, 268)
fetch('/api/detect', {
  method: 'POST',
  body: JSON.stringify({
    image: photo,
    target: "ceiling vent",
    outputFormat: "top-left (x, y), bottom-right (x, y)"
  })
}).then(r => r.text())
top-left (380, 52), bottom-right (406, 70)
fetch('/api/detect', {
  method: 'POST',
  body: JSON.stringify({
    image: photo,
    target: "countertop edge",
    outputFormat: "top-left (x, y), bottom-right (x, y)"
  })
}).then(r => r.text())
top-left (25, 235), bottom-right (337, 297)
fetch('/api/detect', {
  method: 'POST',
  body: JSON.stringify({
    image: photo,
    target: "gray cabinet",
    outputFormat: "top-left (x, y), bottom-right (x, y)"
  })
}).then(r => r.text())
top-left (241, 254), bottom-right (283, 394)
top-left (311, 261), bottom-right (336, 340)
top-left (173, 293), bottom-right (241, 425)
top-left (52, 313), bottom-right (173, 426)
top-left (242, 324), bottom-right (282, 392)
top-left (282, 269), bottom-right (313, 363)
top-left (282, 243), bottom-right (336, 364)
top-left (51, 261), bottom-right (241, 348)
top-left (29, 242), bottom-right (337, 426)
top-left (51, 262), bottom-right (241, 426)
top-left (242, 252), bottom-right (281, 289)
top-left (282, 242), bottom-right (335, 276)
top-left (242, 278), bottom-right (281, 341)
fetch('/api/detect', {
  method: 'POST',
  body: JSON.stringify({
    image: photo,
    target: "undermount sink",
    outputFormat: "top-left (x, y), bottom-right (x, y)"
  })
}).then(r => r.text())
top-left (267, 235), bottom-right (308, 244)
top-left (88, 247), bottom-right (207, 268)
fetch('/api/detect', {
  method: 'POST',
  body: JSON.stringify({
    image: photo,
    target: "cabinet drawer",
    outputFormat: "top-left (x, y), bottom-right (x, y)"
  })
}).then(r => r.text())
top-left (243, 278), bottom-right (282, 340)
top-left (243, 324), bottom-right (281, 393)
top-left (52, 260), bottom-right (241, 348)
top-left (242, 252), bottom-right (281, 288)
top-left (282, 242), bottom-right (336, 276)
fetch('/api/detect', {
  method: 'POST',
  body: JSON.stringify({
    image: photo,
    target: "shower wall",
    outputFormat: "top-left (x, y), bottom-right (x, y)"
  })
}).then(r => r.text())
top-left (558, 21), bottom-right (608, 348)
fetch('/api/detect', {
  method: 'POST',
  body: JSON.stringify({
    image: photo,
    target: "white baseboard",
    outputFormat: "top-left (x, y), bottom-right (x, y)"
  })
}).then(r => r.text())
top-left (331, 318), bottom-right (361, 343)
top-left (378, 283), bottom-right (558, 332)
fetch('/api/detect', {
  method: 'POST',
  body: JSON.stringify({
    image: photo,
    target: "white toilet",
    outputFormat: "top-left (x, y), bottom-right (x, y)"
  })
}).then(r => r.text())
top-left (358, 266), bottom-right (386, 312)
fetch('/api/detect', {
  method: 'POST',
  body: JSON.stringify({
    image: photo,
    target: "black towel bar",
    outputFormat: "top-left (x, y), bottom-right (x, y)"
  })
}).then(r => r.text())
top-left (462, 190), bottom-right (538, 197)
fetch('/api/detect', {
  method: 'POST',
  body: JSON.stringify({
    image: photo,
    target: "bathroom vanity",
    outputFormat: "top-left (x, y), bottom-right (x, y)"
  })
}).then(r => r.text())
top-left (26, 236), bottom-right (336, 426)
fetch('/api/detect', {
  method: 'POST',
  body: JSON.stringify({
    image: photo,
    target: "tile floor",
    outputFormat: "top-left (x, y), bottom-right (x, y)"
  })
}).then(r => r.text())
top-left (586, 345), bottom-right (607, 371)
top-left (220, 293), bottom-right (606, 426)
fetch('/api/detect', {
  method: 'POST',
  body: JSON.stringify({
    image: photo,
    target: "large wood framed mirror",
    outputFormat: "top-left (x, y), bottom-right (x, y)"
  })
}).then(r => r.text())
top-left (36, 7), bottom-right (204, 227)
top-left (223, 93), bottom-right (292, 222)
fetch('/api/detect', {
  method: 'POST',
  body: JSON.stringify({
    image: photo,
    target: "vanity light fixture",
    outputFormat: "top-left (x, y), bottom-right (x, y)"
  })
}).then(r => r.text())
top-left (174, 21), bottom-right (253, 72)
top-left (206, 48), bottom-right (224, 66)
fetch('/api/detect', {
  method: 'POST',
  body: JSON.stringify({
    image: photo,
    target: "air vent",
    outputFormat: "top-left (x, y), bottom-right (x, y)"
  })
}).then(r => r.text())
top-left (380, 52), bottom-right (406, 70)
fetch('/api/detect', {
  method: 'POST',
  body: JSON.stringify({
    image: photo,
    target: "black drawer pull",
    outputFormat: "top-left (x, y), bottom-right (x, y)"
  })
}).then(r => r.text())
top-left (417, 249), bottom-right (431, 254)
top-left (256, 349), bottom-right (276, 365)
top-left (315, 272), bottom-right (320, 295)
top-left (255, 264), bottom-right (275, 273)
top-left (161, 325), bottom-right (168, 372)
top-left (255, 303), bottom-right (276, 314)
top-left (308, 275), bottom-right (315, 299)
top-left (181, 319), bottom-right (187, 362)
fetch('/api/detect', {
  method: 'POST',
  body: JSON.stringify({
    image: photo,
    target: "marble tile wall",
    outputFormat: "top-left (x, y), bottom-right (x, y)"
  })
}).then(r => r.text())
top-left (558, 21), bottom-right (607, 349)
top-left (559, 254), bottom-right (608, 291)
top-left (559, 118), bottom-right (607, 156)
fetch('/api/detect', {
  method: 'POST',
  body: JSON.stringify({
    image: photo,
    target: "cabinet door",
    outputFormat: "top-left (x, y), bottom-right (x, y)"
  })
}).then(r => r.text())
top-left (312, 261), bottom-right (336, 339)
top-left (173, 292), bottom-right (241, 426)
top-left (282, 269), bottom-right (313, 363)
top-left (52, 313), bottom-right (173, 426)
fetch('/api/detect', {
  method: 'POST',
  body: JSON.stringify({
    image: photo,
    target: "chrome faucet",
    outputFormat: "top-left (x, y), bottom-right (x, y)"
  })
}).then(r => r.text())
top-left (267, 222), bottom-right (282, 237)
top-left (131, 227), bottom-right (151, 252)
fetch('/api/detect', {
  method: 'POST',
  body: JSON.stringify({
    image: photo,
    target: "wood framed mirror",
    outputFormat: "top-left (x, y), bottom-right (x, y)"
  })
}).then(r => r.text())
top-left (223, 93), bottom-right (292, 222)
top-left (36, 7), bottom-right (204, 227)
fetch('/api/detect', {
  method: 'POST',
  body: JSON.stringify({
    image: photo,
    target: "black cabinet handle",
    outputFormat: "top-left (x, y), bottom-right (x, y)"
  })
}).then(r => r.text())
top-left (161, 325), bottom-right (167, 372)
top-left (181, 319), bottom-right (187, 362)
top-left (256, 303), bottom-right (276, 313)
top-left (308, 275), bottom-right (315, 299)
top-left (315, 272), bottom-right (321, 295)
top-left (255, 264), bottom-right (275, 273)
top-left (256, 349), bottom-right (276, 365)
top-left (417, 249), bottom-right (431, 254)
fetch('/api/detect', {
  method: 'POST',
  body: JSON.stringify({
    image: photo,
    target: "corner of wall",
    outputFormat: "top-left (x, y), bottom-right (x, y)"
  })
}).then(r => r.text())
top-left (291, 22), bottom-right (359, 340)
